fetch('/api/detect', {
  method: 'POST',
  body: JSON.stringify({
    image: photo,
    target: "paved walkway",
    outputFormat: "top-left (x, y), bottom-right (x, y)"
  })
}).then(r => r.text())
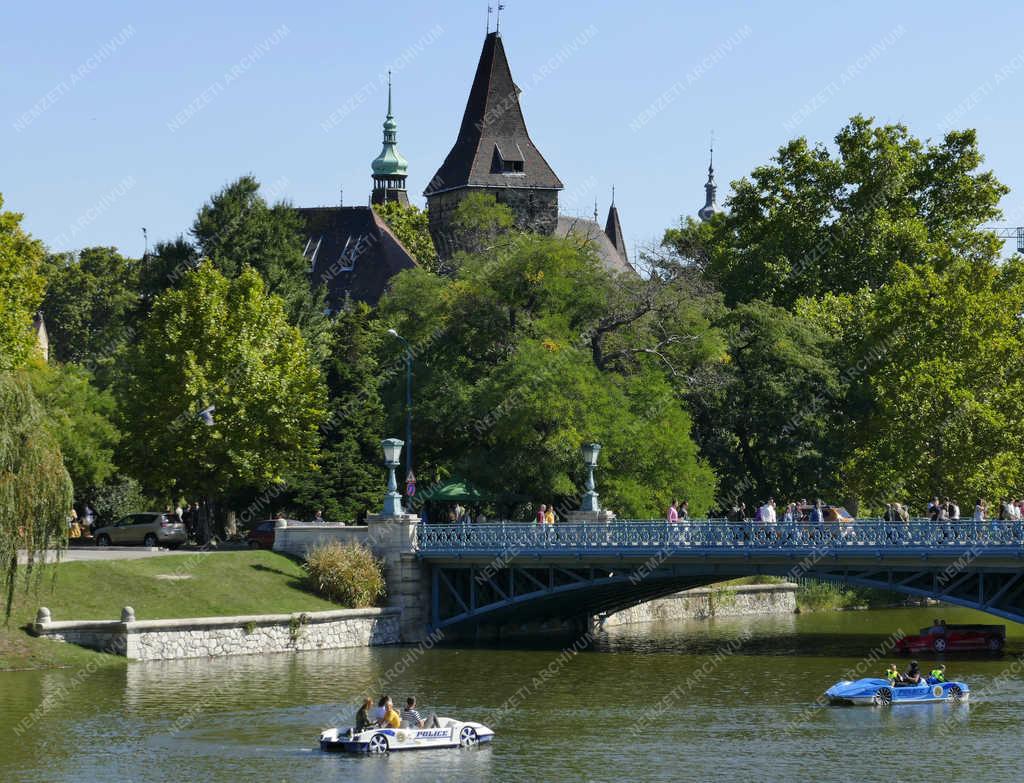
top-left (16, 545), bottom-right (245, 565)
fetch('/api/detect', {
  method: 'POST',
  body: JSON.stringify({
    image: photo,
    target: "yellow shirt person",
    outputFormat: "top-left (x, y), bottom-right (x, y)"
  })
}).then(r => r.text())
top-left (383, 706), bottom-right (400, 728)
top-left (545, 509), bottom-right (555, 524)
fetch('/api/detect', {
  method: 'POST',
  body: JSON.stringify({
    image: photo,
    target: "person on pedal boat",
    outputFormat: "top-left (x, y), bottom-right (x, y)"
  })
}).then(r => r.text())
top-left (899, 661), bottom-right (922, 686)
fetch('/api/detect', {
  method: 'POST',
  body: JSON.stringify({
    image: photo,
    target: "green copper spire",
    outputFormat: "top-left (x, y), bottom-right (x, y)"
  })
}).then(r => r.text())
top-left (371, 71), bottom-right (408, 177)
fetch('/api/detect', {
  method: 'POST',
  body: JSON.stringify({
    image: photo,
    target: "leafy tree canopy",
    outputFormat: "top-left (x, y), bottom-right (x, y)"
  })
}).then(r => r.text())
top-left (379, 199), bottom-right (717, 516)
top-left (665, 116), bottom-right (1008, 308)
top-left (0, 372), bottom-right (73, 616)
top-left (0, 195), bottom-right (46, 371)
top-left (373, 201), bottom-right (439, 273)
top-left (834, 258), bottom-right (1024, 509)
top-left (285, 302), bottom-right (385, 522)
top-left (25, 360), bottom-right (121, 500)
top-left (685, 302), bottom-right (842, 510)
top-left (118, 263), bottom-right (327, 500)
top-left (41, 246), bottom-right (139, 376)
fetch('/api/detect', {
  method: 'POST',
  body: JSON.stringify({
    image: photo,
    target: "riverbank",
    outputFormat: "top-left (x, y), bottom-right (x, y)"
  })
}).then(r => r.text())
top-left (1, 550), bottom-right (342, 671)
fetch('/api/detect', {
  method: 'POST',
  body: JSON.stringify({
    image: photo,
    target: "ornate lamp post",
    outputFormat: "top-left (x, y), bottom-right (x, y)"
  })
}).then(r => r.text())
top-left (381, 438), bottom-right (405, 516)
top-left (580, 442), bottom-right (602, 512)
top-left (387, 329), bottom-right (414, 494)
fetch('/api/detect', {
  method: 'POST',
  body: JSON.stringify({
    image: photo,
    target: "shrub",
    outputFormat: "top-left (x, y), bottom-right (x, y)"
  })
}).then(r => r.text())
top-left (89, 474), bottom-right (149, 527)
top-left (304, 542), bottom-right (385, 608)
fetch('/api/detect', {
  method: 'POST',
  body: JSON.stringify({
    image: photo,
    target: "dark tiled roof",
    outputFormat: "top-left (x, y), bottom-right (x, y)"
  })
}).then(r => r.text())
top-left (556, 216), bottom-right (634, 275)
top-left (298, 206), bottom-right (417, 307)
top-left (425, 33), bottom-right (563, 195)
top-left (604, 203), bottom-right (628, 265)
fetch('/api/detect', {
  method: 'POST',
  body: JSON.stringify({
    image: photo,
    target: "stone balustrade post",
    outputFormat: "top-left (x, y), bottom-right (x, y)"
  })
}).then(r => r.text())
top-left (565, 509), bottom-right (617, 524)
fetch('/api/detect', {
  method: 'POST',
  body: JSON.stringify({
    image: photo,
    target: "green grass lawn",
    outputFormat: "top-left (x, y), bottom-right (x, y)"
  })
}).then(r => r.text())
top-left (1, 550), bottom-right (340, 671)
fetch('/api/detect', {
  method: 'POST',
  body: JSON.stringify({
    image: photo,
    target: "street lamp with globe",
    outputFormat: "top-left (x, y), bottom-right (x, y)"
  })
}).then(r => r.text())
top-left (580, 442), bottom-right (602, 512)
top-left (381, 438), bottom-right (405, 516)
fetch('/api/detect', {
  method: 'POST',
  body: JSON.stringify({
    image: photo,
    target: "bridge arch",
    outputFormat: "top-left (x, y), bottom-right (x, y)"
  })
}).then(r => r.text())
top-left (418, 520), bottom-right (1024, 634)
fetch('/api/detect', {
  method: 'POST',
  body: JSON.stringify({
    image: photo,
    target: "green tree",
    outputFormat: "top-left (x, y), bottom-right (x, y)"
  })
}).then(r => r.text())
top-left (40, 246), bottom-right (139, 372)
top-left (89, 474), bottom-right (149, 528)
top-left (0, 195), bottom-right (46, 371)
top-left (665, 116), bottom-right (1008, 308)
top-left (685, 302), bottom-right (842, 509)
top-left (379, 225), bottom-right (717, 516)
top-left (448, 192), bottom-right (515, 260)
top-left (192, 176), bottom-right (315, 315)
top-left (839, 259), bottom-right (1024, 508)
top-left (286, 303), bottom-right (385, 521)
top-left (0, 372), bottom-right (73, 616)
top-left (25, 360), bottom-right (120, 500)
top-left (118, 263), bottom-right (327, 504)
top-left (138, 236), bottom-right (198, 305)
top-left (373, 202), bottom-right (439, 272)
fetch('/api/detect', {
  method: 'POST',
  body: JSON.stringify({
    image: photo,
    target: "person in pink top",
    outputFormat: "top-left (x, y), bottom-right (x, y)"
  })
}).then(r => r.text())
top-left (667, 500), bottom-right (679, 523)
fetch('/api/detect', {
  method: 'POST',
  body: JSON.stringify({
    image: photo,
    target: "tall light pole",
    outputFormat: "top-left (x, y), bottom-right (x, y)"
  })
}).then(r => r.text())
top-left (386, 328), bottom-right (414, 494)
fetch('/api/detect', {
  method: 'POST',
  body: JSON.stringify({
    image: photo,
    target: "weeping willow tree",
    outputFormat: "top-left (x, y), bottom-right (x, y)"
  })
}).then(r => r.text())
top-left (0, 372), bottom-right (73, 618)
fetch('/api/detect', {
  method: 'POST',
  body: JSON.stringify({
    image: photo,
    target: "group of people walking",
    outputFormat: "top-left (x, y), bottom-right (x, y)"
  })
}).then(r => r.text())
top-left (706, 498), bottom-right (830, 524)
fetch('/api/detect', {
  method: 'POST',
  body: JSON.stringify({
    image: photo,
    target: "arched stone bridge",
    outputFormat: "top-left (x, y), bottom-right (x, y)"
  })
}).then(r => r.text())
top-left (416, 520), bottom-right (1024, 633)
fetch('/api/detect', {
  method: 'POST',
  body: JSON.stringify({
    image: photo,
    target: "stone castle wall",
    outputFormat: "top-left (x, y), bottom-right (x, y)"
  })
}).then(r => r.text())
top-left (427, 187), bottom-right (559, 258)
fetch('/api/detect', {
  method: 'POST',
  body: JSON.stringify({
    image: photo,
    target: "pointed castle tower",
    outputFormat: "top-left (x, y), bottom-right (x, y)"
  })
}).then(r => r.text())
top-left (425, 31), bottom-right (563, 257)
top-left (697, 145), bottom-right (722, 222)
top-left (371, 73), bottom-right (410, 206)
top-left (604, 187), bottom-right (628, 266)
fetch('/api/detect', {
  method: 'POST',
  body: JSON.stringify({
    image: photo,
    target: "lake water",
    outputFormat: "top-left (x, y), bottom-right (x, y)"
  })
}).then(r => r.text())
top-left (2, 607), bottom-right (1023, 783)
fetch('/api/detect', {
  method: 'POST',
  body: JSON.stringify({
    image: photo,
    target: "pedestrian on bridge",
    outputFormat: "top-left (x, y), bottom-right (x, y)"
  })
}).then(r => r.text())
top-left (973, 499), bottom-right (987, 521)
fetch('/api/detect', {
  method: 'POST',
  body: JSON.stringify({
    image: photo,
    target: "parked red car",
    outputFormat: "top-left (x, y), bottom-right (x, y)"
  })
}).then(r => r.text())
top-left (245, 520), bottom-right (277, 550)
top-left (895, 621), bottom-right (1006, 654)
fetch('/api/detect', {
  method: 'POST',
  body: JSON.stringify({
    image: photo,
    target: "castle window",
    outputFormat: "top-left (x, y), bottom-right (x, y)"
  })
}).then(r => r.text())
top-left (492, 143), bottom-right (525, 175)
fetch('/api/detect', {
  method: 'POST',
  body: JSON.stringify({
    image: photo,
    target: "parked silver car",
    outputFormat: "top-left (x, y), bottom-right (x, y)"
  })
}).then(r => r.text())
top-left (93, 512), bottom-right (187, 548)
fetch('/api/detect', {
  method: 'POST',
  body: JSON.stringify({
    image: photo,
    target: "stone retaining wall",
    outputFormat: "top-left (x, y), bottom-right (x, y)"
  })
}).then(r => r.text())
top-left (32, 607), bottom-right (400, 661)
top-left (601, 583), bottom-right (797, 627)
top-left (272, 523), bottom-right (369, 559)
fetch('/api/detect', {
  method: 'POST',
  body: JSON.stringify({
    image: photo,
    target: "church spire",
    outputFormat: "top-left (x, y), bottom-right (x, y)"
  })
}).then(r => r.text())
top-left (371, 71), bottom-right (409, 206)
top-left (604, 186), bottom-right (628, 265)
top-left (697, 141), bottom-right (722, 222)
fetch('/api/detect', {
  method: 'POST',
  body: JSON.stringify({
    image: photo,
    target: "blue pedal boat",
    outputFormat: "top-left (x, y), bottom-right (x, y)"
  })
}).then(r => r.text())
top-left (826, 677), bottom-right (968, 706)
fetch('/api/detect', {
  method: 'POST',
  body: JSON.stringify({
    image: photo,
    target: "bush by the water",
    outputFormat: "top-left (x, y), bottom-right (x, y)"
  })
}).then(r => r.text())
top-left (797, 579), bottom-right (878, 611)
top-left (304, 542), bottom-right (385, 608)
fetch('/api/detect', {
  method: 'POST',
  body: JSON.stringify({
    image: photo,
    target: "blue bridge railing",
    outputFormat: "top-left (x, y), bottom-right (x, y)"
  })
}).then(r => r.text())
top-left (417, 519), bottom-right (1024, 554)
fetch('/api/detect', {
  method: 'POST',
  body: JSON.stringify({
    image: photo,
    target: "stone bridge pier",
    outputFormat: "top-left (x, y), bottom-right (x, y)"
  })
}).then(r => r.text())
top-left (365, 513), bottom-right (431, 643)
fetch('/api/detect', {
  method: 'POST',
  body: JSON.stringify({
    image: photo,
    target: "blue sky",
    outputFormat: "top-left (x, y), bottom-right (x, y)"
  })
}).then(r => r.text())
top-left (5, 1), bottom-right (1024, 259)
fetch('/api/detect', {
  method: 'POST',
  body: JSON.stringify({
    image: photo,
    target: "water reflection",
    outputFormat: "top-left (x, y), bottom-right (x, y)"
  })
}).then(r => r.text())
top-left (3, 606), bottom-right (1024, 782)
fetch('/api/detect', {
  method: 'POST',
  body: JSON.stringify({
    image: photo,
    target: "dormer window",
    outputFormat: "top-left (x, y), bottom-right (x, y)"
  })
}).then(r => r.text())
top-left (493, 143), bottom-right (525, 175)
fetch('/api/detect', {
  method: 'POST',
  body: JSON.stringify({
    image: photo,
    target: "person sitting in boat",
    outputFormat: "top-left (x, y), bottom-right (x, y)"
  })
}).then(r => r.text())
top-left (885, 664), bottom-right (900, 684)
top-left (355, 698), bottom-right (374, 731)
top-left (372, 695), bottom-right (388, 724)
top-left (402, 696), bottom-right (426, 728)
top-left (899, 661), bottom-right (922, 686)
top-left (929, 664), bottom-right (946, 683)
top-left (401, 696), bottom-right (441, 729)
top-left (377, 696), bottom-right (400, 729)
